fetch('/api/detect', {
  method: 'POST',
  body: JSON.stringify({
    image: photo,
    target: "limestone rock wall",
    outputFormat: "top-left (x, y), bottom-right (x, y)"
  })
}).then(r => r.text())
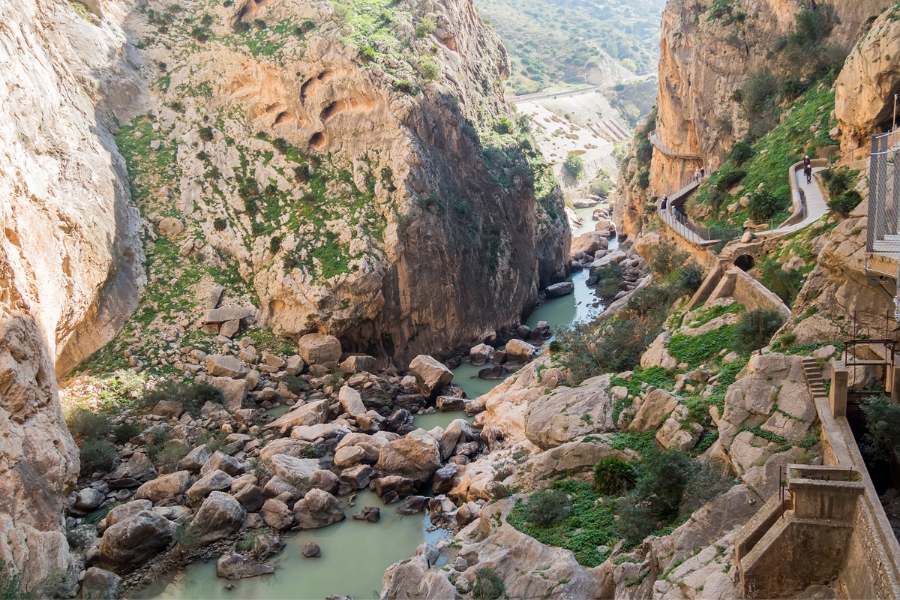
top-left (835, 4), bottom-right (900, 153)
top-left (0, 0), bottom-right (144, 590)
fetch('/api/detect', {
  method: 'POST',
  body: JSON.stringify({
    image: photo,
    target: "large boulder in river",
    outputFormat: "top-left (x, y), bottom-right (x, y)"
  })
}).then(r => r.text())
top-left (338, 385), bottom-right (366, 416)
top-left (376, 430), bottom-right (442, 482)
top-left (99, 511), bottom-right (175, 566)
top-left (80, 567), bottom-right (121, 599)
top-left (524, 375), bottom-right (615, 449)
top-left (545, 281), bottom-right (574, 298)
top-left (570, 232), bottom-right (608, 256)
top-left (134, 471), bottom-right (192, 503)
top-left (186, 469), bottom-right (233, 503)
top-left (505, 339), bottom-right (537, 362)
top-left (293, 489), bottom-right (345, 529)
top-left (408, 355), bottom-right (453, 395)
top-left (268, 454), bottom-right (336, 493)
top-left (188, 491), bottom-right (246, 543)
top-left (298, 333), bottom-right (342, 365)
top-left (216, 553), bottom-right (274, 580)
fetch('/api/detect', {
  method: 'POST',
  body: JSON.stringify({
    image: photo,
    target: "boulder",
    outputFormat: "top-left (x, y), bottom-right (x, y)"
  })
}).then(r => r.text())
top-left (435, 396), bottom-right (466, 412)
top-left (107, 452), bottom-right (156, 488)
top-left (408, 355), bottom-right (453, 395)
top-left (265, 400), bottom-right (328, 433)
top-left (73, 487), bottom-right (105, 513)
top-left (99, 511), bottom-right (175, 566)
top-left (268, 454), bottom-right (336, 494)
top-left (340, 354), bottom-right (377, 373)
top-left (203, 306), bottom-right (255, 324)
top-left (186, 469), bottom-right (233, 503)
top-left (259, 438), bottom-right (312, 462)
top-left (505, 339), bottom-right (537, 362)
top-left (298, 333), bottom-right (342, 365)
top-left (640, 331), bottom-right (678, 369)
top-left (293, 489), bottom-right (345, 529)
top-left (545, 281), bottom-right (574, 298)
top-left (80, 567), bottom-right (121, 599)
top-left (233, 484), bottom-right (265, 513)
top-left (188, 491), bottom-right (246, 543)
top-left (134, 471), bottom-right (192, 503)
top-left (376, 430), bottom-right (442, 482)
top-left (301, 542), bottom-right (321, 558)
top-left (431, 463), bottom-right (461, 495)
top-left (152, 399), bottom-right (184, 419)
top-left (179, 445), bottom-right (212, 473)
top-left (206, 354), bottom-right (247, 378)
top-left (261, 498), bottom-right (293, 530)
top-left (208, 377), bottom-right (248, 412)
top-left (216, 553), bottom-right (274, 580)
top-left (439, 419), bottom-right (475, 460)
top-left (98, 500), bottom-right (152, 533)
top-left (201, 451), bottom-right (244, 477)
top-left (339, 464), bottom-right (374, 490)
top-left (469, 344), bottom-right (495, 365)
top-left (570, 232), bottom-right (608, 256)
top-left (524, 375), bottom-right (615, 449)
top-left (338, 385), bottom-right (366, 416)
top-left (628, 388), bottom-right (678, 432)
top-left (334, 445), bottom-right (366, 468)
top-left (353, 507), bottom-right (381, 523)
top-left (371, 475), bottom-right (417, 503)
top-left (656, 405), bottom-right (703, 451)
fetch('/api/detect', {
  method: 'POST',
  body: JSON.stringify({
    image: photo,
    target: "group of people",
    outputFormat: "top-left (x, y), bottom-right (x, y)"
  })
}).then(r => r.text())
top-left (692, 166), bottom-right (706, 183)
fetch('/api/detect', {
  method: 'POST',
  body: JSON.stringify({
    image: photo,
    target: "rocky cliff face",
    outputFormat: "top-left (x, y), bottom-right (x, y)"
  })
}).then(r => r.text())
top-left (835, 4), bottom-right (900, 154)
top-left (616, 0), bottom-right (895, 239)
top-left (104, 0), bottom-right (568, 370)
top-left (0, 0), bottom-right (144, 590)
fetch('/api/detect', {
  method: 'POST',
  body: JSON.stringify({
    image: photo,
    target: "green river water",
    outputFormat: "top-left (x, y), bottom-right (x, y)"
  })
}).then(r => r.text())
top-left (139, 206), bottom-right (608, 599)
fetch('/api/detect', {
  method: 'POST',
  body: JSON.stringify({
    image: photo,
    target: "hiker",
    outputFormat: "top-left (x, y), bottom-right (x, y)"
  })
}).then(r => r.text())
top-left (693, 168), bottom-right (700, 182)
top-left (700, 167), bottom-right (706, 179)
top-left (661, 195), bottom-right (668, 210)
top-left (803, 154), bottom-right (813, 184)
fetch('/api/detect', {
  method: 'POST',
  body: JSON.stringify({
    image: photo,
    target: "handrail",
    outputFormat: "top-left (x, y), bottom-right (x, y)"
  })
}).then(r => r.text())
top-left (648, 132), bottom-right (703, 161)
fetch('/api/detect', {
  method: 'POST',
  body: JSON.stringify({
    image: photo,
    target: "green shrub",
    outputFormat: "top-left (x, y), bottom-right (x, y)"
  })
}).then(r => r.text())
top-left (759, 258), bottom-right (804, 306)
top-left (828, 190), bottom-right (862, 216)
top-left (198, 126), bottom-right (214, 142)
top-left (678, 461), bottom-right (733, 518)
top-left (141, 381), bottom-right (223, 416)
top-left (525, 488), bottom-right (571, 526)
top-left (67, 409), bottom-right (111, 440)
top-left (860, 396), bottom-right (900, 466)
top-left (80, 439), bottom-right (118, 475)
top-left (493, 117), bottom-right (514, 135)
top-left (735, 309), bottom-right (785, 352)
top-left (593, 457), bottom-right (637, 496)
top-left (112, 421), bottom-right (141, 444)
top-left (0, 560), bottom-right (24, 600)
top-left (676, 264), bottom-right (705, 295)
top-left (637, 168), bottom-right (650, 190)
top-left (284, 374), bottom-right (309, 395)
top-left (473, 568), bottom-right (505, 600)
top-left (716, 168), bottom-right (747, 191)
top-left (728, 141), bottom-right (755, 165)
top-left (617, 450), bottom-right (692, 545)
top-left (415, 16), bottom-right (436, 38)
top-left (418, 58), bottom-right (439, 81)
top-left (741, 72), bottom-right (778, 121)
top-left (747, 189), bottom-right (781, 222)
top-left (152, 440), bottom-right (189, 471)
top-left (564, 153), bottom-right (585, 180)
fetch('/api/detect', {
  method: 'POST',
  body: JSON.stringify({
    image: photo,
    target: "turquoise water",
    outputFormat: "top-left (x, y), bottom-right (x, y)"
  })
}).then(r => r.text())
top-left (414, 410), bottom-right (471, 430)
top-left (138, 491), bottom-right (449, 600)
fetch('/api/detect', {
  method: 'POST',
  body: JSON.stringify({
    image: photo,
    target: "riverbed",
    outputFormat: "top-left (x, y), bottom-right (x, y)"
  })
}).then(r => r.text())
top-left (139, 206), bottom-right (608, 600)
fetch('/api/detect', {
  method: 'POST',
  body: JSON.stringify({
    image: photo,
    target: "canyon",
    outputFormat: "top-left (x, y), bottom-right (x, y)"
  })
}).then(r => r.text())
top-left (2, 0), bottom-right (900, 598)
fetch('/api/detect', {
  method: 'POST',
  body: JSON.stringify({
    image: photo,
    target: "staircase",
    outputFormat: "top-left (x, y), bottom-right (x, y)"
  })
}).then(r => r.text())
top-left (802, 358), bottom-right (828, 400)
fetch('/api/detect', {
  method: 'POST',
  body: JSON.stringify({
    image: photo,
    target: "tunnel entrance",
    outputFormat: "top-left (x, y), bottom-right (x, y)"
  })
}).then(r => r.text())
top-left (734, 254), bottom-right (755, 271)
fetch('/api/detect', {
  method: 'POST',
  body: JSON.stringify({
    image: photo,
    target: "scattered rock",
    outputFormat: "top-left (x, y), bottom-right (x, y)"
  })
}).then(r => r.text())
top-left (293, 489), bottom-right (344, 529)
top-left (408, 355), bottom-right (453, 395)
top-left (298, 333), bottom-right (342, 365)
top-left (79, 567), bottom-right (122, 599)
top-left (134, 471), bottom-right (192, 503)
top-left (301, 542), bottom-right (321, 558)
top-left (216, 553), bottom-right (274, 580)
top-left (505, 339), bottom-right (537, 362)
top-left (353, 506), bottom-right (381, 523)
top-left (206, 354), bottom-right (247, 378)
top-left (99, 511), bottom-right (175, 566)
top-left (188, 491), bottom-right (246, 543)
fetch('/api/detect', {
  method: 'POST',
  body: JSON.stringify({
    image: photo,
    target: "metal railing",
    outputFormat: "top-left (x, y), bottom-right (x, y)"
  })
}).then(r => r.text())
top-left (867, 130), bottom-right (900, 254)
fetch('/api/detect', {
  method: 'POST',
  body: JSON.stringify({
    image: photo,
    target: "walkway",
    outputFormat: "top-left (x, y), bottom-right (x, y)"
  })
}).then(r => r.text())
top-left (648, 132), bottom-right (703, 161)
top-left (658, 160), bottom-right (830, 247)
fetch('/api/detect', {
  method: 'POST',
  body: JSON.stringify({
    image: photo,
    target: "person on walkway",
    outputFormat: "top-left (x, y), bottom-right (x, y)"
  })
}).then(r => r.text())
top-left (700, 167), bottom-right (706, 179)
top-left (661, 195), bottom-right (668, 210)
top-left (803, 154), bottom-right (813, 184)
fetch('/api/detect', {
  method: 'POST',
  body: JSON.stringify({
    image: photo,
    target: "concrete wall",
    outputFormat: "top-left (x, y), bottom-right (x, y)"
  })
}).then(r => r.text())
top-left (708, 267), bottom-right (792, 320)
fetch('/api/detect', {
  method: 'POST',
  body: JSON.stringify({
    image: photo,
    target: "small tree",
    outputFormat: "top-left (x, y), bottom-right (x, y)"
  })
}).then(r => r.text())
top-left (525, 489), bottom-right (571, 526)
top-left (735, 309), bottom-right (785, 352)
top-left (473, 568), bottom-right (505, 600)
top-left (563, 153), bottom-right (585, 181)
top-left (593, 457), bottom-right (637, 496)
top-left (747, 189), bottom-right (780, 222)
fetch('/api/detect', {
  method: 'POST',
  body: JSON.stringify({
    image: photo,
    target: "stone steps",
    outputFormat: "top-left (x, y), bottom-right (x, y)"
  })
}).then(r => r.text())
top-left (801, 358), bottom-right (828, 399)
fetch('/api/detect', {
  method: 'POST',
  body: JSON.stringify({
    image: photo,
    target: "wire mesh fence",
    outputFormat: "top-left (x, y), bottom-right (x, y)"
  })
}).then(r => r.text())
top-left (867, 130), bottom-right (900, 253)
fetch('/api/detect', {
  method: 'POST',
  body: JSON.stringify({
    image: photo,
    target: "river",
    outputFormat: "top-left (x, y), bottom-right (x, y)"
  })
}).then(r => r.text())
top-left (137, 205), bottom-right (608, 600)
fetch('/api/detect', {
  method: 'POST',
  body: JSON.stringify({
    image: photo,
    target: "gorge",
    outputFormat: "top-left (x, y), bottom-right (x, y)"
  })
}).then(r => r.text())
top-left (3, 0), bottom-right (900, 599)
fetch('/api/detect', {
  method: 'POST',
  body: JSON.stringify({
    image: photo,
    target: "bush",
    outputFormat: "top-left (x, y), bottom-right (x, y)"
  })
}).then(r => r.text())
top-left (415, 16), bottom-right (436, 39)
top-left (735, 309), bottom-right (785, 352)
top-left (67, 408), bottom-right (111, 441)
top-left (593, 263), bottom-right (623, 300)
top-left (563, 153), bottom-right (585, 180)
top-left (759, 258), bottom-right (804, 306)
top-left (676, 264), bottom-right (705, 295)
top-left (747, 189), bottom-right (781, 222)
top-left (418, 58), bottom-right (439, 81)
top-left (589, 169), bottom-right (613, 197)
top-left (80, 439), bottom-right (118, 475)
top-left (828, 190), bottom-right (862, 216)
top-left (649, 239), bottom-right (688, 277)
top-left (0, 560), bottom-right (24, 600)
top-left (473, 568), bottom-right (505, 600)
top-left (728, 140), bottom-right (755, 165)
top-left (198, 126), bottom-right (214, 142)
top-left (678, 461), bottom-right (733, 518)
top-left (112, 421), bottom-right (141, 444)
top-left (716, 168), bottom-right (747, 191)
top-left (525, 488), bottom-right (571, 526)
top-left (493, 117), bottom-right (514, 135)
top-left (617, 450), bottom-right (694, 545)
top-left (553, 318), bottom-right (657, 383)
top-left (860, 396), bottom-right (900, 466)
top-left (593, 457), bottom-right (637, 496)
top-left (741, 72), bottom-right (778, 120)
top-left (141, 381), bottom-right (223, 416)
top-left (821, 166), bottom-right (858, 197)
